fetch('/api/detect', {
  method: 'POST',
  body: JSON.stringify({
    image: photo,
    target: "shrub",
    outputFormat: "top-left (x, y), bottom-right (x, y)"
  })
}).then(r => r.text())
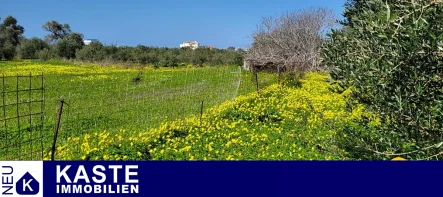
top-left (76, 42), bottom-right (105, 61)
top-left (37, 48), bottom-right (55, 61)
top-left (55, 33), bottom-right (84, 59)
top-left (322, 0), bottom-right (443, 159)
top-left (0, 41), bottom-right (16, 60)
top-left (17, 37), bottom-right (49, 59)
top-left (280, 72), bottom-right (304, 87)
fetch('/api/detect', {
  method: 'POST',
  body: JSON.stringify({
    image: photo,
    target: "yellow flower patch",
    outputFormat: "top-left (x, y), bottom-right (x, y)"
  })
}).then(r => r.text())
top-left (50, 72), bottom-right (373, 160)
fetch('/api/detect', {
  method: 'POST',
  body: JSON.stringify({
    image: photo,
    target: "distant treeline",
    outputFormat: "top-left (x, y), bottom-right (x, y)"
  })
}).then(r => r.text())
top-left (75, 43), bottom-right (245, 67)
top-left (0, 16), bottom-right (245, 67)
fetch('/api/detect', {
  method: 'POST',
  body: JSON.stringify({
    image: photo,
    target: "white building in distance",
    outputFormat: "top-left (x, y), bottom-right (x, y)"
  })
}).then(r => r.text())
top-left (180, 41), bottom-right (199, 49)
top-left (83, 39), bottom-right (99, 45)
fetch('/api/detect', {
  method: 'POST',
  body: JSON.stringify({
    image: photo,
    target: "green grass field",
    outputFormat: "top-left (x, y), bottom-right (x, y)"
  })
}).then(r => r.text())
top-left (0, 60), bottom-right (277, 160)
top-left (51, 72), bottom-right (367, 161)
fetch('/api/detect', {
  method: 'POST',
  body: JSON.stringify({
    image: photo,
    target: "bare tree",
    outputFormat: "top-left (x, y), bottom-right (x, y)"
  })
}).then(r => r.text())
top-left (246, 7), bottom-right (335, 73)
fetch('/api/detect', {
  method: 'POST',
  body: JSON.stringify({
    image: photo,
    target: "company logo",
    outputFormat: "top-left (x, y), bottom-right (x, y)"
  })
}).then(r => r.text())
top-left (56, 164), bottom-right (139, 194)
top-left (16, 172), bottom-right (39, 195)
top-left (0, 162), bottom-right (43, 197)
top-left (1, 162), bottom-right (139, 196)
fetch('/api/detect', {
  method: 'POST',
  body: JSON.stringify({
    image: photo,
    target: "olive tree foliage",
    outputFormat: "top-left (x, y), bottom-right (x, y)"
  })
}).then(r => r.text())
top-left (42, 21), bottom-right (71, 43)
top-left (17, 37), bottom-right (49, 59)
top-left (55, 32), bottom-right (84, 59)
top-left (42, 20), bottom-right (84, 59)
top-left (246, 7), bottom-right (335, 73)
top-left (323, 0), bottom-right (443, 160)
top-left (0, 16), bottom-right (25, 60)
top-left (76, 42), bottom-right (107, 61)
top-left (75, 43), bottom-right (245, 67)
top-left (0, 17), bottom-right (245, 64)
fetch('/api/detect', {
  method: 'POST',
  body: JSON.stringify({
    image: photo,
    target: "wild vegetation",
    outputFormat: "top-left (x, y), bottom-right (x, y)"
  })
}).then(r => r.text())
top-left (0, 61), bottom-right (277, 160)
top-left (0, 16), bottom-right (24, 60)
top-left (0, 18), bottom-right (244, 67)
top-left (49, 73), bottom-right (370, 160)
top-left (323, 0), bottom-right (443, 160)
top-left (2, 0), bottom-right (443, 161)
top-left (246, 7), bottom-right (335, 73)
top-left (75, 44), bottom-right (244, 67)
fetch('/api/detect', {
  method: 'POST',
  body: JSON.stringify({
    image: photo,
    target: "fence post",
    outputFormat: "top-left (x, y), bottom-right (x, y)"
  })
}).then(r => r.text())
top-left (200, 100), bottom-right (204, 126)
top-left (51, 99), bottom-right (65, 161)
top-left (16, 74), bottom-right (21, 159)
top-left (28, 73), bottom-right (33, 159)
top-left (40, 73), bottom-right (45, 159)
top-left (1, 74), bottom-right (7, 158)
top-left (255, 71), bottom-right (260, 95)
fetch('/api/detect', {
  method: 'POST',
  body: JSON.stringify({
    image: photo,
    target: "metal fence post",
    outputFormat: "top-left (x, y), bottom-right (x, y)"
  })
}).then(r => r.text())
top-left (1, 74), bottom-right (7, 158)
top-left (51, 99), bottom-right (66, 161)
top-left (40, 73), bottom-right (45, 159)
top-left (255, 70), bottom-right (260, 95)
top-left (200, 100), bottom-right (204, 126)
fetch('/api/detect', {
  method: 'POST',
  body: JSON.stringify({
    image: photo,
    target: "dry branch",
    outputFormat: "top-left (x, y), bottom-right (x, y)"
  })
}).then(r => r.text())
top-left (246, 7), bottom-right (336, 73)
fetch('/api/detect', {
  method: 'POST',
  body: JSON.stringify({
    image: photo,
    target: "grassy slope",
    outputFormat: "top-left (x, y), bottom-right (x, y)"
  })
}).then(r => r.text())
top-left (0, 61), bottom-right (277, 160)
top-left (54, 72), bottom-right (367, 160)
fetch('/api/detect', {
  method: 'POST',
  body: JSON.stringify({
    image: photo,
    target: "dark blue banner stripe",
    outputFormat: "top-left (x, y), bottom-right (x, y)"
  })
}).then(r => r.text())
top-left (42, 161), bottom-right (443, 197)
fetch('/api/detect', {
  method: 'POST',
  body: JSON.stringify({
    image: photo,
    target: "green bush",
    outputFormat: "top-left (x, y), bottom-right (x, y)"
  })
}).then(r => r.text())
top-left (280, 72), bottom-right (303, 87)
top-left (17, 37), bottom-right (49, 59)
top-left (0, 41), bottom-right (16, 60)
top-left (37, 48), bottom-right (55, 61)
top-left (76, 42), bottom-right (105, 61)
top-left (323, 0), bottom-right (443, 159)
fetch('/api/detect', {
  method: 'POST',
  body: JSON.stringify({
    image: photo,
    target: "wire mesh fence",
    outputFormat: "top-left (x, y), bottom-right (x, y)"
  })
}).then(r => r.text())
top-left (0, 74), bottom-right (45, 160)
top-left (0, 66), bottom-right (278, 160)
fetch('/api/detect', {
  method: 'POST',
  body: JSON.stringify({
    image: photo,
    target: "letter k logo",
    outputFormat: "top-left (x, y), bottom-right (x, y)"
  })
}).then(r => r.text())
top-left (16, 172), bottom-right (40, 195)
top-left (23, 179), bottom-right (33, 192)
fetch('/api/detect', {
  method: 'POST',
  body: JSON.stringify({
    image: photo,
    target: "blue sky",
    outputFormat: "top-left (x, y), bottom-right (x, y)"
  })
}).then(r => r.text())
top-left (1, 0), bottom-right (346, 48)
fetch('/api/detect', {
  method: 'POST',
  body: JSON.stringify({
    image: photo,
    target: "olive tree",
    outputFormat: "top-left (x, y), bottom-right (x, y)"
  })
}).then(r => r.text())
top-left (42, 20), bottom-right (71, 42)
top-left (17, 37), bottom-right (49, 59)
top-left (55, 32), bottom-right (84, 59)
top-left (0, 16), bottom-right (25, 60)
top-left (323, 0), bottom-right (443, 160)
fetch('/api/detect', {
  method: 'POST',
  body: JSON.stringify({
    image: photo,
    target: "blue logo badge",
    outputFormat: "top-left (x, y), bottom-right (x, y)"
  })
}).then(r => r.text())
top-left (15, 172), bottom-right (39, 195)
